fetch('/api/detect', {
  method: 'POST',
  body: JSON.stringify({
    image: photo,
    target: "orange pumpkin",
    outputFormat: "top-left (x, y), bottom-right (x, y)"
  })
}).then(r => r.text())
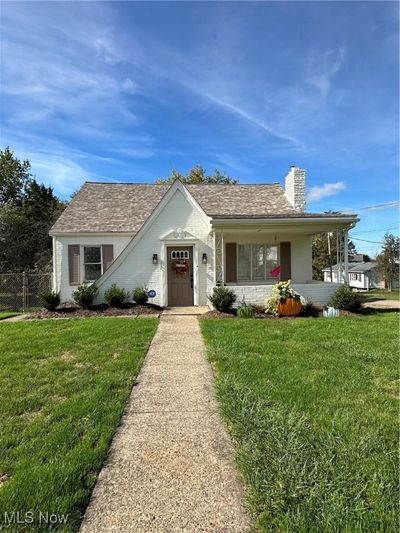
top-left (277, 298), bottom-right (302, 316)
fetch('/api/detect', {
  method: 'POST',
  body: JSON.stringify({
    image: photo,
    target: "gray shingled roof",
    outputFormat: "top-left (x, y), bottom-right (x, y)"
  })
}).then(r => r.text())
top-left (186, 183), bottom-right (295, 217)
top-left (322, 262), bottom-right (377, 273)
top-left (51, 183), bottom-right (169, 234)
top-left (50, 181), bottom-right (353, 234)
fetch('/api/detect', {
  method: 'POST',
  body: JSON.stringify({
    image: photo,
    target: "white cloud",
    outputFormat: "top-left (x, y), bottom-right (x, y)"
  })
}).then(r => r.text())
top-left (306, 47), bottom-right (346, 97)
top-left (13, 150), bottom-right (90, 197)
top-left (308, 181), bottom-right (346, 202)
top-left (94, 37), bottom-right (124, 64)
top-left (199, 93), bottom-right (302, 147)
top-left (121, 78), bottom-right (138, 94)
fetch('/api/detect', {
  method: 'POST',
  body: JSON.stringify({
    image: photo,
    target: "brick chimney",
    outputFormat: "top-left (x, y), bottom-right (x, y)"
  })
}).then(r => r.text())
top-left (285, 166), bottom-right (306, 212)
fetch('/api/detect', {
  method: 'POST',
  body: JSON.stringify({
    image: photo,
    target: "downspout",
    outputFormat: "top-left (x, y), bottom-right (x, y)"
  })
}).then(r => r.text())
top-left (52, 236), bottom-right (57, 291)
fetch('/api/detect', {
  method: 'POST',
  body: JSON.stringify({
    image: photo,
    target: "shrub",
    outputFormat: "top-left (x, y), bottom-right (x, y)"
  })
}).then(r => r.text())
top-left (133, 287), bottom-right (148, 305)
top-left (329, 284), bottom-right (362, 311)
top-left (72, 284), bottom-right (98, 309)
top-left (237, 303), bottom-right (254, 318)
top-left (104, 284), bottom-right (130, 308)
top-left (38, 290), bottom-right (61, 311)
top-left (208, 286), bottom-right (236, 312)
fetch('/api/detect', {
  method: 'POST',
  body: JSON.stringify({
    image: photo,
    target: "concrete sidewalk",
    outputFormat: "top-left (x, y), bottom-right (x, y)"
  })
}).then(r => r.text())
top-left (362, 299), bottom-right (399, 310)
top-left (80, 314), bottom-right (250, 533)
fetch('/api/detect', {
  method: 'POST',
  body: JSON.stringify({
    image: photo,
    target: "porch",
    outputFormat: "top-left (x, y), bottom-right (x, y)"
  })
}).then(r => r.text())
top-left (211, 215), bottom-right (357, 306)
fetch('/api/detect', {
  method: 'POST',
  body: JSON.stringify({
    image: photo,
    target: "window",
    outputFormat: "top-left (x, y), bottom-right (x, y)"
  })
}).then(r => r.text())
top-left (252, 245), bottom-right (265, 280)
top-left (238, 245), bottom-right (251, 280)
top-left (84, 246), bottom-right (102, 282)
top-left (171, 250), bottom-right (189, 259)
top-left (238, 244), bottom-right (278, 282)
top-left (350, 272), bottom-right (361, 282)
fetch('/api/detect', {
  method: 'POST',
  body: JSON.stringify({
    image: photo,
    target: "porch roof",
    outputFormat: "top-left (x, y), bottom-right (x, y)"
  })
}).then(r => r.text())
top-left (211, 213), bottom-right (359, 234)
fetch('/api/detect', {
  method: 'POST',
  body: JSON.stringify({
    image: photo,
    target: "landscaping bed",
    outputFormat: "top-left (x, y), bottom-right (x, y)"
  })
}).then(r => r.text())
top-left (200, 312), bottom-right (398, 532)
top-left (202, 308), bottom-right (361, 319)
top-left (28, 303), bottom-right (163, 319)
top-left (0, 317), bottom-right (159, 532)
top-left (207, 281), bottom-right (365, 320)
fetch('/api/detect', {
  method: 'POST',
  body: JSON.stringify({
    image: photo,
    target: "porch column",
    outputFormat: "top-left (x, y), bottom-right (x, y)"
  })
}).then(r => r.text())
top-left (343, 229), bottom-right (349, 284)
top-left (213, 231), bottom-right (224, 285)
top-left (213, 231), bottom-right (217, 285)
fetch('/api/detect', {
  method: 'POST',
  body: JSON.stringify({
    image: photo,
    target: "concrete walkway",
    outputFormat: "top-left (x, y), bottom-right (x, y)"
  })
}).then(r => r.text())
top-left (0, 314), bottom-right (29, 322)
top-left (163, 305), bottom-right (210, 316)
top-left (80, 314), bottom-right (250, 533)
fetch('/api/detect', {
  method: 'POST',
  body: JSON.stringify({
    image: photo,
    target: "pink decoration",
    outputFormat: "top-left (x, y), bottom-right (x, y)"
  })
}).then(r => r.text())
top-left (271, 265), bottom-right (281, 277)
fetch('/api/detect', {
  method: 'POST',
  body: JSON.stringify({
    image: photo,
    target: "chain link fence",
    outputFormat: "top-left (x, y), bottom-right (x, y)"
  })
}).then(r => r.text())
top-left (0, 272), bottom-right (52, 312)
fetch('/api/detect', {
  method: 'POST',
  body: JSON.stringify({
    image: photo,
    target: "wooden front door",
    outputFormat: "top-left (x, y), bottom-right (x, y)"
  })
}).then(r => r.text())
top-left (167, 246), bottom-right (194, 306)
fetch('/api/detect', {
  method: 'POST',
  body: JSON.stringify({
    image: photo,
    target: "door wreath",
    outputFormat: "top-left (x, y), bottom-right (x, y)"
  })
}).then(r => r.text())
top-left (172, 258), bottom-right (189, 274)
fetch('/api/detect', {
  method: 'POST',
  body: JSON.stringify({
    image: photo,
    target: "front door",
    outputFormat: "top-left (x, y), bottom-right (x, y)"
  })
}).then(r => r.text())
top-left (167, 246), bottom-right (194, 306)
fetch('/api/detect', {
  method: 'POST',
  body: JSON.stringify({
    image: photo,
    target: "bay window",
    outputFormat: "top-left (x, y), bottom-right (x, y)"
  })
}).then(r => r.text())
top-left (238, 244), bottom-right (278, 282)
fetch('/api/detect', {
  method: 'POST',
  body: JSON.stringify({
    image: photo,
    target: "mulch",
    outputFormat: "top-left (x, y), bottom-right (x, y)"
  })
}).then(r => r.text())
top-left (202, 311), bottom-right (236, 320)
top-left (201, 309), bottom-right (362, 320)
top-left (28, 303), bottom-right (163, 320)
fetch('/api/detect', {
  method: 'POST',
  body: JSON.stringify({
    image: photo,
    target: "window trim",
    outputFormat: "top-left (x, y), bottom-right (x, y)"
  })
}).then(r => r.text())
top-left (81, 245), bottom-right (103, 283)
top-left (236, 243), bottom-right (279, 283)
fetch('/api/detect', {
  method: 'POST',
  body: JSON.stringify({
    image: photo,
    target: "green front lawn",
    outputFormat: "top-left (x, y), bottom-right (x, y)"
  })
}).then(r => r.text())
top-left (0, 312), bottom-right (19, 320)
top-left (0, 317), bottom-right (158, 532)
top-left (201, 313), bottom-right (398, 532)
top-left (361, 288), bottom-right (399, 301)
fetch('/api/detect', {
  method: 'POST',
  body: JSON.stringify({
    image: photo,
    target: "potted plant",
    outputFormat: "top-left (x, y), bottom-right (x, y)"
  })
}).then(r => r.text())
top-left (273, 280), bottom-right (302, 316)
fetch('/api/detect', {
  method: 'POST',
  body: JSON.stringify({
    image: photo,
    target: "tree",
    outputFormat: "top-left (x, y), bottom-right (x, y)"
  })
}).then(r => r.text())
top-left (312, 232), bottom-right (358, 280)
top-left (376, 233), bottom-right (399, 291)
top-left (0, 148), bottom-right (66, 272)
top-left (157, 165), bottom-right (238, 184)
top-left (0, 147), bottom-right (32, 203)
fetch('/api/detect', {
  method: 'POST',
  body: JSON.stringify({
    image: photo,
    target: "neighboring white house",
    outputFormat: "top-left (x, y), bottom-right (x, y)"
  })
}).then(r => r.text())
top-left (50, 167), bottom-right (359, 307)
top-left (323, 261), bottom-right (398, 290)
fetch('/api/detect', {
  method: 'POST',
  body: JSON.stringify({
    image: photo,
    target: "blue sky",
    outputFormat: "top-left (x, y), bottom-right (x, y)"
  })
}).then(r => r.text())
top-left (1, 1), bottom-right (398, 256)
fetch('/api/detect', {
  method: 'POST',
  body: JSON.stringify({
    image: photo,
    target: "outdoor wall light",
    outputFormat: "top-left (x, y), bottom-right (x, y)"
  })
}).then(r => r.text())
top-left (202, 253), bottom-right (207, 264)
top-left (152, 254), bottom-right (158, 265)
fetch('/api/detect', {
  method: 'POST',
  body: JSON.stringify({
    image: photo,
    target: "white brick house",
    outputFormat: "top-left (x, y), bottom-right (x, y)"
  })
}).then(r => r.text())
top-left (50, 167), bottom-right (359, 307)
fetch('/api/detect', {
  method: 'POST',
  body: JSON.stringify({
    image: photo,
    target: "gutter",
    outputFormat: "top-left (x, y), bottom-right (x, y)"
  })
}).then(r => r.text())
top-left (49, 231), bottom-right (135, 237)
top-left (211, 216), bottom-right (359, 227)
